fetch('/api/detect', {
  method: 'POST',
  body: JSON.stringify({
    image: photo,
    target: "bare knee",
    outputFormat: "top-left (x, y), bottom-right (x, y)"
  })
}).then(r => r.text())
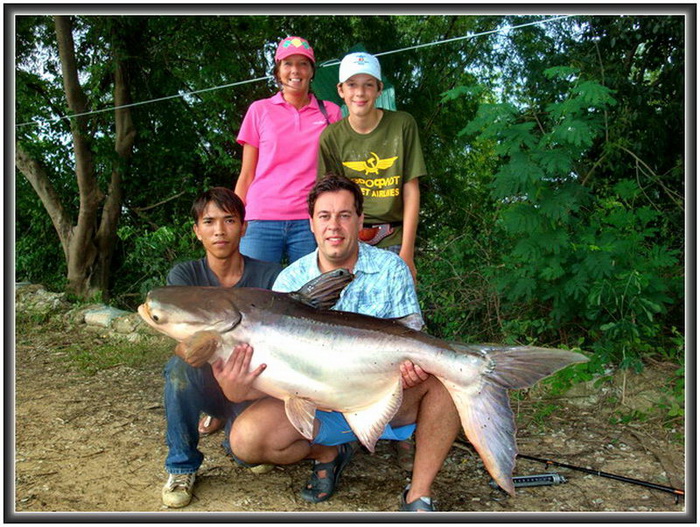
top-left (230, 414), bottom-right (265, 462)
top-left (229, 401), bottom-right (279, 462)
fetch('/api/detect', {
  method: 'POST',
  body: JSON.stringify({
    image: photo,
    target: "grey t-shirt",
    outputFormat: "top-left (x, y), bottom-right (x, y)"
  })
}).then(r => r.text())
top-left (166, 255), bottom-right (282, 288)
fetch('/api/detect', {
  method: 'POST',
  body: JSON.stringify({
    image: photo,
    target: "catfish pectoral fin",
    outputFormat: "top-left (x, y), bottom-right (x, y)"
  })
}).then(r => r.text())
top-left (284, 397), bottom-right (318, 441)
top-left (181, 330), bottom-right (222, 366)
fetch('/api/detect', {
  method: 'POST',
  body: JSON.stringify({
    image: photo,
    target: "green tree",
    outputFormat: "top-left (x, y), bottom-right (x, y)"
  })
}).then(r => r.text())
top-left (16, 15), bottom-right (136, 300)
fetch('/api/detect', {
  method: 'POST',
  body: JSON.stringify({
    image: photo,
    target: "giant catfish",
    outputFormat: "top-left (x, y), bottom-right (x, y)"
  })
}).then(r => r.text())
top-left (138, 269), bottom-right (587, 495)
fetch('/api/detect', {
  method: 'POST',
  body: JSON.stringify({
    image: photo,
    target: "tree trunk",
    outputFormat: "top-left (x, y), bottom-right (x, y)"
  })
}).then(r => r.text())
top-left (95, 58), bottom-right (136, 301)
top-left (15, 16), bottom-right (135, 300)
top-left (15, 145), bottom-right (72, 263)
top-left (54, 15), bottom-right (102, 298)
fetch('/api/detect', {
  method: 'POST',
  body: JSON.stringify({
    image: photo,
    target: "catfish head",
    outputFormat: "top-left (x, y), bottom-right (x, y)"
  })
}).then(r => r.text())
top-left (138, 286), bottom-right (242, 342)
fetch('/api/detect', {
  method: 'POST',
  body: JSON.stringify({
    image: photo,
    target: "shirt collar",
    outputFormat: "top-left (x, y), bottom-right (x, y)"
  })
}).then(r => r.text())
top-left (271, 91), bottom-right (287, 105)
top-left (311, 243), bottom-right (379, 277)
top-left (271, 91), bottom-right (319, 110)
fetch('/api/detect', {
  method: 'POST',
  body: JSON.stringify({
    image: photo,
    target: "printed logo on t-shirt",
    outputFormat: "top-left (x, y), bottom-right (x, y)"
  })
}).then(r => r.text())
top-left (350, 175), bottom-right (401, 198)
top-left (342, 152), bottom-right (398, 175)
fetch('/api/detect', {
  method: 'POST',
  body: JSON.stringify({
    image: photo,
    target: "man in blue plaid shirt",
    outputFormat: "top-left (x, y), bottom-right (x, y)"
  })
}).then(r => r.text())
top-left (214, 174), bottom-right (460, 511)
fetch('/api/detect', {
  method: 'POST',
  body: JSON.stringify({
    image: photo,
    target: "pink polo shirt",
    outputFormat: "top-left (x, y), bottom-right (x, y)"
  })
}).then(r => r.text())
top-left (237, 92), bottom-right (342, 220)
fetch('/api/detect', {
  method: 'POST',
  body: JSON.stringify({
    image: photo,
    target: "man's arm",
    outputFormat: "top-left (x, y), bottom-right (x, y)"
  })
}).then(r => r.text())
top-left (272, 263), bottom-right (308, 293)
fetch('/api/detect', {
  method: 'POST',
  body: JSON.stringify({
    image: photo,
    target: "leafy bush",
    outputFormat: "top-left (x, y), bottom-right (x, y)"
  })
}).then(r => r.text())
top-left (455, 67), bottom-right (682, 370)
top-left (111, 220), bottom-right (203, 310)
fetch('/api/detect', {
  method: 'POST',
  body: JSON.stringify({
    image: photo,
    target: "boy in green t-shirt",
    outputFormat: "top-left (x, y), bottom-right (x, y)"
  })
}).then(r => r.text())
top-left (317, 52), bottom-right (427, 282)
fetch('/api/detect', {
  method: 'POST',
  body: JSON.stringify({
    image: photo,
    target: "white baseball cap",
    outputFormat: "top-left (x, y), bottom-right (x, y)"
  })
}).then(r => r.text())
top-left (338, 52), bottom-right (382, 83)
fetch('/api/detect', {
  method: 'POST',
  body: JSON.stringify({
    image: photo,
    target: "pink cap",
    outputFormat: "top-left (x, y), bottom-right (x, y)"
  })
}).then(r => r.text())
top-left (275, 36), bottom-right (315, 63)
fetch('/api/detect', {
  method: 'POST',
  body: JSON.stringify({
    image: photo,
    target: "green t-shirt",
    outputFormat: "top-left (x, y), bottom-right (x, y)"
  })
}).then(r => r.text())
top-left (317, 110), bottom-right (427, 247)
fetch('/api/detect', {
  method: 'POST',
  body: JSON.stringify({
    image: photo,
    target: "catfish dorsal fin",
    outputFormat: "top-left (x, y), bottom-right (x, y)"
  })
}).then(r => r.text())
top-left (288, 268), bottom-right (354, 310)
top-left (391, 313), bottom-right (424, 331)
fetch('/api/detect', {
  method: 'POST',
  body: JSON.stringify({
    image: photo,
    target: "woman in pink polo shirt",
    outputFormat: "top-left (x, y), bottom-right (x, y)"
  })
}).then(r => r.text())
top-left (235, 36), bottom-right (342, 264)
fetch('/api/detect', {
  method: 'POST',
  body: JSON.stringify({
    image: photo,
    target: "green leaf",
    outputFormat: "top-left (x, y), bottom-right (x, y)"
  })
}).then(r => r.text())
top-left (551, 119), bottom-right (595, 148)
top-left (613, 179), bottom-right (640, 200)
top-left (573, 81), bottom-right (617, 107)
top-left (543, 66), bottom-right (580, 80)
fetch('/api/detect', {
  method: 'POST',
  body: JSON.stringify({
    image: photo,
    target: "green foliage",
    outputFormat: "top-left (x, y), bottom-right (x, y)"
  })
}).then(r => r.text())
top-left (609, 408), bottom-right (648, 425)
top-left (460, 64), bottom-right (682, 370)
top-left (15, 177), bottom-right (67, 291)
top-left (111, 219), bottom-right (203, 309)
top-left (417, 224), bottom-right (502, 342)
top-left (654, 354), bottom-right (685, 425)
top-left (15, 310), bottom-right (53, 328)
top-left (528, 402), bottom-right (560, 428)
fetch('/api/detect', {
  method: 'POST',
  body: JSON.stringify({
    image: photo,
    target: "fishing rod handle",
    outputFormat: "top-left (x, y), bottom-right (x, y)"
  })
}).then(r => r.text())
top-left (489, 473), bottom-right (567, 489)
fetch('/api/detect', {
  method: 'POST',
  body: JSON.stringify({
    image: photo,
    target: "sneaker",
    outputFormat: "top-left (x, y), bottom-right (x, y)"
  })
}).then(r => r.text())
top-left (248, 463), bottom-right (275, 475)
top-left (230, 450), bottom-right (275, 475)
top-left (162, 473), bottom-right (195, 508)
top-left (399, 485), bottom-right (436, 511)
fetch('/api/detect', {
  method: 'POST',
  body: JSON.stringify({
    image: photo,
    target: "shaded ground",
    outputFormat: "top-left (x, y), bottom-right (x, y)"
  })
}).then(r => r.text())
top-left (12, 298), bottom-right (688, 521)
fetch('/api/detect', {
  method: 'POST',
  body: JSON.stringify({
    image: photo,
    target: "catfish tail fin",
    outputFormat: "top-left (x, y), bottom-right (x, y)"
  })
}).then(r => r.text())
top-left (439, 377), bottom-right (518, 495)
top-left (436, 345), bottom-right (587, 495)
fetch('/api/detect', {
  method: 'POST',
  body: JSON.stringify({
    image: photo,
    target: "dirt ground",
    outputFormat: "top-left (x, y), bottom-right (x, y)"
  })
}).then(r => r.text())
top-left (12, 300), bottom-right (689, 522)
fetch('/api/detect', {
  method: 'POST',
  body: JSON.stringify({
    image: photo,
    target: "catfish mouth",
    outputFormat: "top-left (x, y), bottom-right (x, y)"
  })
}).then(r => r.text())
top-left (137, 299), bottom-right (241, 340)
top-left (137, 303), bottom-right (154, 326)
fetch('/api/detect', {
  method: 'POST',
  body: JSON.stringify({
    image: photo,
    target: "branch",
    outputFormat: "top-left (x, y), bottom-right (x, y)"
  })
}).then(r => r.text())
top-left (100, 59), bottom-right (136, 235)
top-left (23, 79), bottom-right (73, 136)
top-left (15, 143), bottom-right (72, 260)
top-left (131, 190), bottom-right (188, 213)
top-left (616, 145), bottom-right (684, 210)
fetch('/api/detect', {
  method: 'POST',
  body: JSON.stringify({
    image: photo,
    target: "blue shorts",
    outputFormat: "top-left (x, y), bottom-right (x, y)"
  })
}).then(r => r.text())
top-left (313, 410), bottom-right (416, 446)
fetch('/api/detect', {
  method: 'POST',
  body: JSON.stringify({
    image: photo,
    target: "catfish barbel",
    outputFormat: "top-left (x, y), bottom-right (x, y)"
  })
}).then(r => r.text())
top-left (138, 269), bottom-right (587, 495)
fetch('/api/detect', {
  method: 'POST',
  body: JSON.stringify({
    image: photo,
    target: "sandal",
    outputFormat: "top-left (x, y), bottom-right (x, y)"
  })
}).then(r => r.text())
top-left (399, 485), bottom-right (436, 511)
top-left (301, 442), bottom-right (355, 503)
top-left (198, 414), bottom-right (224, 436)
top-left (395, 440), bottom-right (415, 472)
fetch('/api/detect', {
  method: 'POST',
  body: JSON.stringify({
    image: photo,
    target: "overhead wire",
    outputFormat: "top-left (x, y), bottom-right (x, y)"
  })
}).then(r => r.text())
top-left (16, 15), bottom-right (573, 129)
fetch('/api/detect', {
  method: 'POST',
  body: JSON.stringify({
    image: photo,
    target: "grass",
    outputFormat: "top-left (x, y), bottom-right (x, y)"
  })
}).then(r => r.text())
top-left (61, 338), bottom-right (172, 376)
top-left (15, 309), bottom-right (172, 376)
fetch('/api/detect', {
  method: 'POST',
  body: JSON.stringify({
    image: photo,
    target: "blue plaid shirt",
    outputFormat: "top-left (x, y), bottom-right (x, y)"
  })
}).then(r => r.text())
top-left (273, 242), bottom-right (423, 322)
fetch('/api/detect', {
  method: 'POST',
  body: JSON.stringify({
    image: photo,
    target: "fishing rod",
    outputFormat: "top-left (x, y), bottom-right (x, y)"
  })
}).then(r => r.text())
top-left (518, 453), bottom-right (685, 502)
